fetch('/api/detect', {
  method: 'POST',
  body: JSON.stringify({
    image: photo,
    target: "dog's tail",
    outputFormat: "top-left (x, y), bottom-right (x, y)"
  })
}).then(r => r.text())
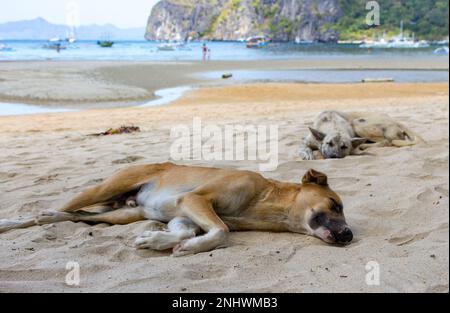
top-left (392, 126), bottom-right (426, 147)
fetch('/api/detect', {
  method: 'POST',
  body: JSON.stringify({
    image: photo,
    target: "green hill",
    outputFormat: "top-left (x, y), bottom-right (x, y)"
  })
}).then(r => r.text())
top-left (146, 0), bottom-right (449, 42)
top-left (335, 0), bottom-right (449, 40)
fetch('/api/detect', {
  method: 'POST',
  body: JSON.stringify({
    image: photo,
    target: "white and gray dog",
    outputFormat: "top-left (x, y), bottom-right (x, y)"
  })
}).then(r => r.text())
top-left (300, 110), bottom-right (424, 160)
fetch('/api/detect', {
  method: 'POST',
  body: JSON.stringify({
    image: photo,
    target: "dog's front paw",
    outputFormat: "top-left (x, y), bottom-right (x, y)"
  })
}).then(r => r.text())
top-left (172, 241), bottom-right (196, 257)
top-left (299, 150), bottom-right (315, 161)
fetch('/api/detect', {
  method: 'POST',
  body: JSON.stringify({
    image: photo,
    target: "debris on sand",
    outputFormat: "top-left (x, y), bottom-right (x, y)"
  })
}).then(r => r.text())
top-left (90, 126), bottom-right (141, 137)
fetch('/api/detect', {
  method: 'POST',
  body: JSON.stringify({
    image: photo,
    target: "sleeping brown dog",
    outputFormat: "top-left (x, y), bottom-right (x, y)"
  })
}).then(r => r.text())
top-left (0, 163), bottom-right (353, 256)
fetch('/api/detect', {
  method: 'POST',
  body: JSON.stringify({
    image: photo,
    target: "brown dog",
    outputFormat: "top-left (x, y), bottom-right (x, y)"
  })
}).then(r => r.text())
top-left (0, 163), bottom-right (353, 256)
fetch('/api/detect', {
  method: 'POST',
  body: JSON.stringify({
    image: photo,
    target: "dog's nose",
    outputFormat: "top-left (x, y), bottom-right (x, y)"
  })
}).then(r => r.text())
top-left (338, 228), bottom-right (353, 243)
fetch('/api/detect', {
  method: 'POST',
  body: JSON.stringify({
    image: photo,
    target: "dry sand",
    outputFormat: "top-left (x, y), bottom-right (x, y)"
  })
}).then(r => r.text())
top-left (0, 61), bottom-right (448, 293)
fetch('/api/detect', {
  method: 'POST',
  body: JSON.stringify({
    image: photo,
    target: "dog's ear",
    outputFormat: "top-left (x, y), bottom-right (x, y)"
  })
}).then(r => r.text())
top-left (302, 169), bottom-right (328, 186)
top-left (351, 137), bottom-right (367, 149)
top-left (309, 127), bottom-right (326, 142)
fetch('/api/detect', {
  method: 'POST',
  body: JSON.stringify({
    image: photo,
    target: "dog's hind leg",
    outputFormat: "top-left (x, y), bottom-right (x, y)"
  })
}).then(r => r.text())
top-left (36, 207), bottom-right (146, 226)
top-left (358, 140), bottom-right (389, 151)
top-left (0, 218), bottom-right (36, 234)
top-left (134, 217), bottom-right (200, 251)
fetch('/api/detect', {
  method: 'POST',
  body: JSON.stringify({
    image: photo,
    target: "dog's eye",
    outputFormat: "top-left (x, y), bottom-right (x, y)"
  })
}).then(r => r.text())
top-left (328, 142), bottom-right (334, 147)
top-left (310, 212), bottom-right (327, 229)
top-left (330, 198), bottom-right (344, 214)
top-left (341, 145), bottom-right (348, 150)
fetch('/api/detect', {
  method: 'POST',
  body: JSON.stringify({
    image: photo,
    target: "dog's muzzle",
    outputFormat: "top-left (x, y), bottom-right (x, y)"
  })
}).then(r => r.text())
top-left (335, 227), bottom-right (353, 244)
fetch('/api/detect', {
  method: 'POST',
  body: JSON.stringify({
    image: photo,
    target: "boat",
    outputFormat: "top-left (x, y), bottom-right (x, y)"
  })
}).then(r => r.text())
top-left (65, 26), bottom-right (77, 44)
top-left (360, 22), bottom-right (430, 49)
top-left (157, 42), bottom-right (187, 51)
top-left (435, 38), bottom-right (449, 45)
top-left (295, 37), bottom-right (314, 44)
top-left (157, 43), bottom-right (178, 51)
top-left (338, 40), bottom-right (364, 45)
top-left (359, 38), bottom-right (389, 49)
top-left (433, 47), bottom-right (449, 55)
top-left (246, 36), bottom-right (271, 48)
top-left (0, 43), bottom-right (13, 51)
top-left (97, 40), bottom-right (114, 48)
top-left (43, 39), bottom-right (67, 51)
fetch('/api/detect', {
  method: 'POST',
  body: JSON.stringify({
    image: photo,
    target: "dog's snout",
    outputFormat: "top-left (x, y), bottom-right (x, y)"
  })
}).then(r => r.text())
top-left (337, 228), bottom-right (353, 243)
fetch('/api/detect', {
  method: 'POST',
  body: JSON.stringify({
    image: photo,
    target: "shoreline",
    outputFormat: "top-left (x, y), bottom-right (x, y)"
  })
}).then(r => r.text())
top-left (0, 58), bottom-right (448, 109)
top-left (0, 82), bottom-right (447, 134)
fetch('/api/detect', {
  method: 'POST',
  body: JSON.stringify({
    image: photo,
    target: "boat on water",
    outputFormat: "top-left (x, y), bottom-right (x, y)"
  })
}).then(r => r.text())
top-left (97, 40), bottom-right (114, 48)
top-left (433, 47), bottom-right (449, 55)
top-left (43, 39), bottom-right (67, 51)
top-left (295, 37), bottom-right (315, 44)
top-left (157, 43), bottom-right (178, 51)
top-left (360, 22), bottom-right (430, 49)
top-left (157, 41), bottom-right (188, 51)
top-left (0, 43), bottom-right (13, 51)
top-left (338, 40), bottom-right (364, 45)
top-left (246, 36), bottom-right (271, 48)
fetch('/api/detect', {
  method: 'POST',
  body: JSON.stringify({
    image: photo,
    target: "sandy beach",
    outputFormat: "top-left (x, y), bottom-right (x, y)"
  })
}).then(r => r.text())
top-left (0, 59), bottom-right (448, 293)
top-left (0, 56), bottom-right (447, 107)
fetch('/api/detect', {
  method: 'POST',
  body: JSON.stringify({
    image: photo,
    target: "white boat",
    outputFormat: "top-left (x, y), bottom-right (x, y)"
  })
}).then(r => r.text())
top-left (157, 42), bottom-right (185, 51)
top-left (436, 38), bottom-right (449, 45)
top-left (65, 27), bottom-right (77, 43)
top-left (43, 39), bottom-right (67, 50)
top-left (360, 22), bottom-right (430, 49)
top-left (295, 37), bottom-right (314, 44)
top-left (434, 47), bottom-right (449, 55)
top-left (246, 36), bottom-right (271, 48)
top-left (360, 38), bottom-right (389, 48)
top-left (157, 43), bottom-right (177, 51)
top-left (0, 42), bottom-right (14, 52)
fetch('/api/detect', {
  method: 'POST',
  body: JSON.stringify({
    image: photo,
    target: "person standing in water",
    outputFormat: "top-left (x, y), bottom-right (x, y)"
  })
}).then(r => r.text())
top-left (202, 43), bottom-right (208, 62)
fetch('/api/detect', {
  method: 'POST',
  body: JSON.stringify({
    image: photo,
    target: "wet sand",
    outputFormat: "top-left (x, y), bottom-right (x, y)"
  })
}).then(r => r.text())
top-left (0, 56), bottom-right (448, 108)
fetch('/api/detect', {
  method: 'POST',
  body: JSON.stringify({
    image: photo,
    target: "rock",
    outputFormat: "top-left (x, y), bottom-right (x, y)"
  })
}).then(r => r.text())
top-left (145, 0), bottom-right (342, 42)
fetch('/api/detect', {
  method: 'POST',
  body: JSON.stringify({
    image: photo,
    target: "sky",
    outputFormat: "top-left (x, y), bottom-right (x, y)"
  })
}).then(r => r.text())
top-left (1, 0), bottom-right (159, 28)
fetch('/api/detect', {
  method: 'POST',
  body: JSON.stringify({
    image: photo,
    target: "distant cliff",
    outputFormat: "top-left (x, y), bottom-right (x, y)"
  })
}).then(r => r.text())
top-left (145, 0), bottom-right (342, 42)
top-left (145, 0), bottom-right (449, 42)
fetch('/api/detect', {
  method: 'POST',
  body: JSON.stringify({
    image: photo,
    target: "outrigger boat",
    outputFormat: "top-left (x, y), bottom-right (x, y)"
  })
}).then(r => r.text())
top-left (246, 36), bottom-right (271, 49)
